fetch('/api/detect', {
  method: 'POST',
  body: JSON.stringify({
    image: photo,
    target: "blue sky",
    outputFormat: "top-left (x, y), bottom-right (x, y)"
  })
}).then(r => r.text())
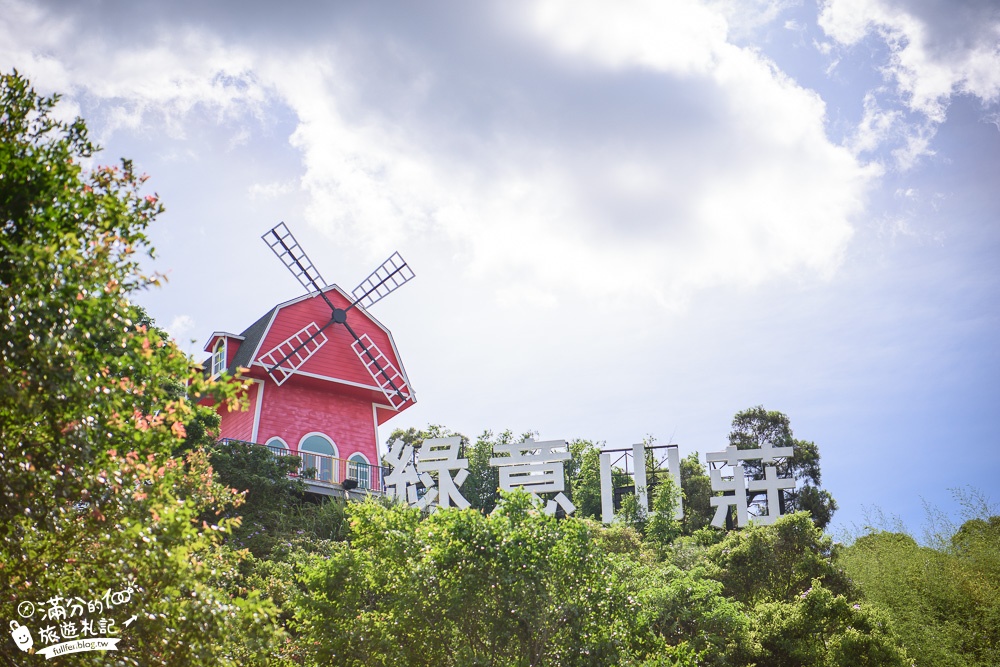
top-left (3, 0), bottom-right (997, 537)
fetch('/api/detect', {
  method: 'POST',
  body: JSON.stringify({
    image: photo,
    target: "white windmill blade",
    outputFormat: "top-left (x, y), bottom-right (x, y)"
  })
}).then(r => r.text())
top-left (350, 251), bottom-right (415, 311)
top-left (262, 222), bottom-right (329, 296)
top-left (350, 333), bottom-right (412, 410)
top-left (258, 322), bottom-right (329, 386)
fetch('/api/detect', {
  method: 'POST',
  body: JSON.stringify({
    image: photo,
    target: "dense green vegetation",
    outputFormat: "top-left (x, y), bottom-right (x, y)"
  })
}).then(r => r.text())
top-left (1, 70), bottom-right (277, 665)
top-left (3, 70), bottom-right (999, 666)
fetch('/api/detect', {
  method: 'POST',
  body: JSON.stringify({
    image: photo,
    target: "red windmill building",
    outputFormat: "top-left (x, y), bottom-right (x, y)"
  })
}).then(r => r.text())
top-left (203, 223), bottom-right (416, 496)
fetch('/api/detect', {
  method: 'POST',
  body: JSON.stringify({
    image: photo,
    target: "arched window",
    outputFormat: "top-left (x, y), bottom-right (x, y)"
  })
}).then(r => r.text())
top-left (211, 339), bottom-right (226, 377)
top-left (299, 433), bottom-right (337, 483)
top-left (348, 453), bottom-right (371, 490)
top-left (264, 437), bottom-right (289, 457)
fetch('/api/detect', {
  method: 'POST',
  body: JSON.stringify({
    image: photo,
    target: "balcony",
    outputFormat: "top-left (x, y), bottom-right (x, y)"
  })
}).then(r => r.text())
top-left (219, 438), bottom-right (389, 498)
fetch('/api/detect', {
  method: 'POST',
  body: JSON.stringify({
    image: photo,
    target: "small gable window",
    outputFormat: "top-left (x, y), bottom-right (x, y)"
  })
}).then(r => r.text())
top-left (211, 339), bottom-right (226, 377)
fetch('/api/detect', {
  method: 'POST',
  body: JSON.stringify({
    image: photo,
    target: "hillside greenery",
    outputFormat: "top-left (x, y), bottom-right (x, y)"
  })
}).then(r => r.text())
top-left (3, 69), bottom-right (999, 666)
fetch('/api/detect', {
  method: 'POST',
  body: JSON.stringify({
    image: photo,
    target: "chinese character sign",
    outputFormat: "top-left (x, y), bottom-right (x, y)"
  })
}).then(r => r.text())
top-left (383, 433), bottom-right (798, 529)
top-left (706, 441), bottom-right (795, 528)
top-left (384, 438), bottom-right (428, 507)
top-left (416, 436), bottom-right (471, 510)
top-left (384, 436), bottom-right (470, 511)
top-left (490, 438), bottom-right (575, 516)
top-left (598, 443), bottom-right (683, 524)
top-left (384, 436), bottom-right (576, 516)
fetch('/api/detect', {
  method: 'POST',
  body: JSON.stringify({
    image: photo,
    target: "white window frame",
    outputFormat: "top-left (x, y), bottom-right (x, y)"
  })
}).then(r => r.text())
top-left (264, 436), bottom-right (289, 455)
top-left (211, 338), bottom-right (226, 377)
top-left (298, 432), bottom-right (338, 484)
top-left (347, 452), bottom-right (372, 489)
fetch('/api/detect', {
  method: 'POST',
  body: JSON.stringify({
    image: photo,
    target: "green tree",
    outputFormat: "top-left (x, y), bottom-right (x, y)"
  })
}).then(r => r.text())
top-left (750, 581), bottom-right (911, 667)
top-left (617, 560), bottom-right (754, 667)
top-left (645, 474), bottom-right (682, 558)
top-left (679, 451), bottom-right (714, 534)
top-left (728, 406), bottom-right (837, 529)
top-left (567, 438), bottom-right (604, 519)
top-left (385, 423), bottom-right (465, 451)
top-left (617, 491), bottom-right (647, 531)
top-left (705, 512), bottom-right (851, 605)
top-left (463, 429), bottom-right (507, 513)
top-left (296, 493), bottom-right (627, 666)
top-left (206, 437), bottom-right (308, 557)
top-left (0, 70), bottom-right (277, 665)
top-left (839, 512), bottom-right (1000, 667)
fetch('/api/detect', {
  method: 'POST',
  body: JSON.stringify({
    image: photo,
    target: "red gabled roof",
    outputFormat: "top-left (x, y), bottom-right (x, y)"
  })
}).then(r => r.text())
top-left (239, 286), bottom-right (415, 415)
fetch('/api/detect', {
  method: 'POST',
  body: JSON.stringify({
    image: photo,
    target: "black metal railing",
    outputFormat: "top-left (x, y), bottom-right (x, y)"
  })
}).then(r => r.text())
top-left (219, 438), bottom-right (387, 493)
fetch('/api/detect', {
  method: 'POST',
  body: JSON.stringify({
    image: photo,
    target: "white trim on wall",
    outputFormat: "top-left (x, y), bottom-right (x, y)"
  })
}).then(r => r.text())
top-left (249, 361), bottom-right (384, 394)
top-left (297, 431), bottom-right (339, 458)
top-left (263, 435), bottom-right (289, 451)
top-left (372, 403), bottom-right (381, 461)
top-left (250, 379), bottom-right (265, 444)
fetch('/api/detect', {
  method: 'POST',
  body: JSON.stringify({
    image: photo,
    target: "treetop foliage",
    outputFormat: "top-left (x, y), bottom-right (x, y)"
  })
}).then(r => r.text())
top-left (1, 69), bottom-right (270, 665)
top-left (728, 405), bottom-right (837, 530)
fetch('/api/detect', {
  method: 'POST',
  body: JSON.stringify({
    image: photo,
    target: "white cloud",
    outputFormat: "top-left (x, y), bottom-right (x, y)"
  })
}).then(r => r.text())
top-left (518, 0), bottom-right (875, 297)
top-left (817, 0), bottom-right (1000, 169)
top-left (248, 180), bottom-right (296, 201)
top-left (708, 0), bottom-right (802, 39)
top-left (890, 122), bottom-right (937, 170)
top-left (985, 110), bottom-right (1000, 131)
top-left (529, 0), bottom-right (727, 75)
top-left (166, 314), bottom-right (196, 342)
top-left (0, 1), bottom-right (267, 139)
top-left (850, 92), bottom-right (901, 155)
top-left (819, 0), bottom-right (1000, 122)
top-left (1, 0), bottom-right (878, 309)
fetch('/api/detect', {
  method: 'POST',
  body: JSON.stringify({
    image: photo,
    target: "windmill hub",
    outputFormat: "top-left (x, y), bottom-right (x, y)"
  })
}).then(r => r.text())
top-left (332, 308), bottom-right (347, 324)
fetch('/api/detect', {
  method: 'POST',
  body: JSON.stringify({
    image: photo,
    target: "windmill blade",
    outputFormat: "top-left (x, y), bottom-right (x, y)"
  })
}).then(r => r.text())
top-left (262, 222), bottom-right (329, 297)
top-left (349, 251), bottom-right (415, 311)
top-left (258, 321), bottom-right (330, 386)
top-left (350, 332), bottom-right (412, 410)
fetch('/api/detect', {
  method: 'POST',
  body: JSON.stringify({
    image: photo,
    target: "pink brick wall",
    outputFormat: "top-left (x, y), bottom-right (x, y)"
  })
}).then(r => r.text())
top-left (220, 381), bottom-right (259, 442)
top-left (255, 383), bottom-right (378, 466)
